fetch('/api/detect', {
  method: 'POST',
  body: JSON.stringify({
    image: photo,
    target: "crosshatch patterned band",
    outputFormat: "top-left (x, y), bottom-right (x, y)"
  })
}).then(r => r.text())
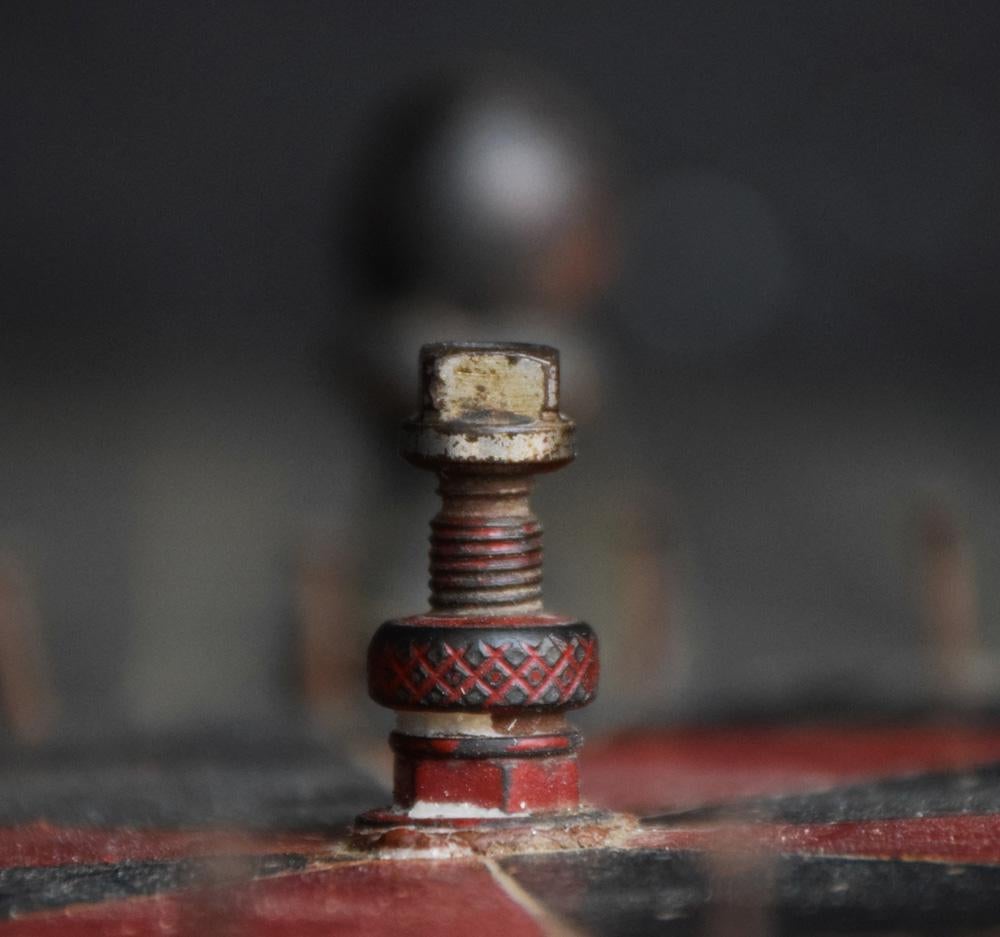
top-left (367, 621), bottom-right (599, 712)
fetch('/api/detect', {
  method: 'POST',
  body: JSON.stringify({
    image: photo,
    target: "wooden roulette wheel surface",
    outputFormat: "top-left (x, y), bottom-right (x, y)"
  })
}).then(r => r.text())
top-left (1, 719), bottom-right (1000, 934)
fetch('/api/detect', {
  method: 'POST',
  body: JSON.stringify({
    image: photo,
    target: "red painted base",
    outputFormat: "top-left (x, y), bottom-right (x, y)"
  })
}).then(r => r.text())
top-left (393, 752), bottom-right (578, 814)
top-left (386, 728), bottom-right (582, 815)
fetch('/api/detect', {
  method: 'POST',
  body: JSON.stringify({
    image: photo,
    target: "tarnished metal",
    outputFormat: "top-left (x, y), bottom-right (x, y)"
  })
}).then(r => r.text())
top-left (401, 343), bottom-right (575, 468)
top-left (359, 342), bottom-right (600, 830)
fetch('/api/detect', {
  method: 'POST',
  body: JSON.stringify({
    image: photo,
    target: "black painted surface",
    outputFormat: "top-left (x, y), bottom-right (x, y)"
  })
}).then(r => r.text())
top-left (0, 732), bottom-right (383, 831)
top-left (0, 853), bottom-right (308, 919)
top-left (501, 848), bottom-right (1000, 936)
top-left (646, 763), bottom-right (1000, 826)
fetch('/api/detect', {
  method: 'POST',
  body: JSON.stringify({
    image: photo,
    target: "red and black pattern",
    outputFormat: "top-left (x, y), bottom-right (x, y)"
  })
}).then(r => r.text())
top-left (367, 619), bottom-right (598, 711)
top-left (4, 723), bottom-right (1000, 934)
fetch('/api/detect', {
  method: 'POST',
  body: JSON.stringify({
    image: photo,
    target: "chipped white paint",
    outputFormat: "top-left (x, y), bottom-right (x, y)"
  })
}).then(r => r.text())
top-left (406, 801), bottom-right (527, 820)
top-left (376, 844), bottom-right (469, 860)
top-left (396, 711), bottom-right (504, 738)
top-left (433, 352), bottom-right (548, 421)
top-left (403, 423), bottom-right (573, 464)
top-left (404, 343), bottom-right (574, 465)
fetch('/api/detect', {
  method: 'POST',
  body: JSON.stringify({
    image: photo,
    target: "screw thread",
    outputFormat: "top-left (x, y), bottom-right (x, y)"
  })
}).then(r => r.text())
top-left (428, 474), bottom-right (543, 613)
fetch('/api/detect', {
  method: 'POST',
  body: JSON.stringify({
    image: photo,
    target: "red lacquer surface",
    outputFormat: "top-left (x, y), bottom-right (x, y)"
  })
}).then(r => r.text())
top-left (2, 859), bottom-right (548, 937)
top-left (0, 823), bottom-right (330, 869)
top-left (582, 725), bottom-right (1000, 812)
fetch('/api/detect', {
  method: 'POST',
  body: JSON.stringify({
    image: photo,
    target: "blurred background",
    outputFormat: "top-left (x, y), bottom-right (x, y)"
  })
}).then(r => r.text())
top-left (3, 1), bottom-right (1000, 747)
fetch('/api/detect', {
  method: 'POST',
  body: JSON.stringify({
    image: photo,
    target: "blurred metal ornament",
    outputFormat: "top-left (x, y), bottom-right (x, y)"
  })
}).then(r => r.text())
top-left (349, 65), bottom-right (618, 312)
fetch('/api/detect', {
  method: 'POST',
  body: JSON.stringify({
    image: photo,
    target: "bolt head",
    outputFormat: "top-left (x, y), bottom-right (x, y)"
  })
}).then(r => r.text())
top-left (402, 343), bottom-right (575, 467)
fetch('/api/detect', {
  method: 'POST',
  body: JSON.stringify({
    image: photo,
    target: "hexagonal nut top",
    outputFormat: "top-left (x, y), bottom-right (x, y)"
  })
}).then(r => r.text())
top-left (401, 342), bottom-right (575, 467)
